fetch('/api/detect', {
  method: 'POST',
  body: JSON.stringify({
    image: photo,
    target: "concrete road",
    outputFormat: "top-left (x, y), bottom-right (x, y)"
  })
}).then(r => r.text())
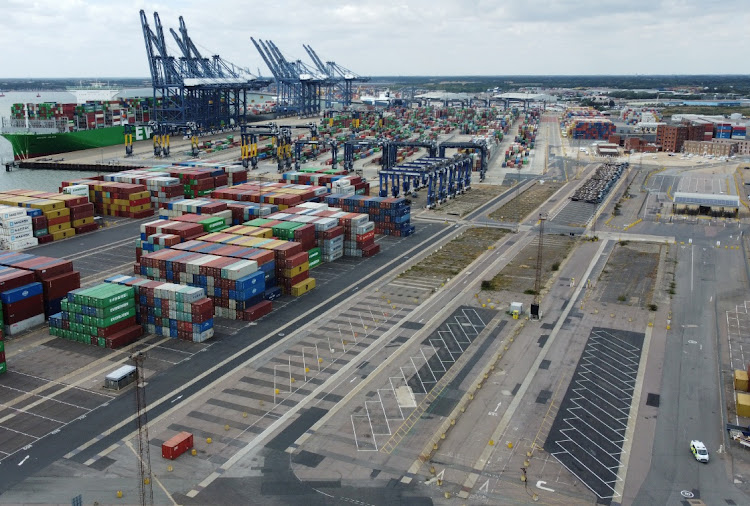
top-left (631, 224), bottom-right (750, 505)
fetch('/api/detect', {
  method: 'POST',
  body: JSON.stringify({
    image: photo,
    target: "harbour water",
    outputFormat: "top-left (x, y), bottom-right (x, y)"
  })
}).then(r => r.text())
top-left (0, 167), bottom-right (101, 193)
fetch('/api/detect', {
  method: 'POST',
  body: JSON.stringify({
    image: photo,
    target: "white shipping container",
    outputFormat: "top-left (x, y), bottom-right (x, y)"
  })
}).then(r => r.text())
top-left (0, 206), bottom-right (27, 220)
top-left (4, 313), bottom-right (45, 336)
top-left (62, 185), bottom-right (90, 198)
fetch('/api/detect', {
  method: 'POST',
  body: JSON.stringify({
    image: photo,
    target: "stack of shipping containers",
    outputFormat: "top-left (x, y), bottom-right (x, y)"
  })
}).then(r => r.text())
top-left (49, 283), bottom-right (143, 349)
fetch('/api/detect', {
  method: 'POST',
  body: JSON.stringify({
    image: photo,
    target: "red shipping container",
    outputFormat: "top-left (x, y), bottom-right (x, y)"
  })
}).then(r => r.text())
top-left (162, 431), bottom-right (194, 460)
top-left (242, 300), bottom-right (272, 321)
top-left (75, 223), bottom-right (99, 234)
top-left (42, 270), bottom-right (81, 300)
top-left (3, 294), bottom-right (44, 324)
top-left (105, 325), bottom-right (143, 349)
top-left (97, 316), bottom-right (139, 337)
top-left (31, 215), bottom-right (48, 229)
top-left (47, 215), bottom-right (70, 227)
top-left (0, 269), bottom-right (37, 292)
top-left (12, 257), bottom-right (74, 281)
top-left (283, 252), bottom-right (309, 269)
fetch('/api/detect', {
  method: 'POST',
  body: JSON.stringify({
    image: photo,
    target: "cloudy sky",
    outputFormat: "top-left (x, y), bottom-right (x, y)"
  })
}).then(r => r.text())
top-left (2, 0), bottom-right (749, 78)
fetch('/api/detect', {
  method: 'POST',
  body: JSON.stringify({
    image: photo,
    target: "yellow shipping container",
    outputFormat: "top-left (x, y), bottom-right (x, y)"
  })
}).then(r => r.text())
top-left (129, 191), bottom-right (150, 201)
top-left (251, 228), bottom-right (273, 238)
top-left (738, 393), bottom-right (750, 418)
top-left (72, 216), bottom-right (94, 227)
top-left (283, 262), bottom-right (309, 278)
top-left (48, 222), bottom-right (72, 233)
top-left (3, 195), bottom-right (32, 205)
top-left (291, 277), bottom-right (316, 297)
top-left (43, 208), bottom-right (70, 219)
top-left (736, 370), bottom-right (749, 392)
top-left (51, 228), bottom-right (76, 241)
top-left (29, 198), bottom-right (65, 211)
top-left (50, 194), bottom-right (89, 205)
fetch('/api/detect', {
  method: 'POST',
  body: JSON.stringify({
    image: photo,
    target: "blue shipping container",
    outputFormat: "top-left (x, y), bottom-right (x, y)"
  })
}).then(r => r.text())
top-left (1, 282), bottom-right (43, 304)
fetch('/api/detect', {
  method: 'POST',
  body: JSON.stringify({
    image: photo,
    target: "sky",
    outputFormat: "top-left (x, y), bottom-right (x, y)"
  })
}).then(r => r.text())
top-left (2, 0), bottom-right (749, 78)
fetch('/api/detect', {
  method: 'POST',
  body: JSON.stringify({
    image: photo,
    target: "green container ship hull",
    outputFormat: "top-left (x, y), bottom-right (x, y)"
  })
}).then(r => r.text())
top-left (1, 126), bottom-right (155, 160)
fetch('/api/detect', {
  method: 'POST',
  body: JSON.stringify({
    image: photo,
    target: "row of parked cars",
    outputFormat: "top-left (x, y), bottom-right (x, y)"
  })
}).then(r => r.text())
top-left (571, 162), bottom-right (628, 204)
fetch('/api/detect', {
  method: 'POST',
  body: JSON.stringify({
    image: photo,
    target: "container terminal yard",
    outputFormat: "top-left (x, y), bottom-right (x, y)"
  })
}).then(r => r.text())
top-left (1, 12), bottom-right (750, 506)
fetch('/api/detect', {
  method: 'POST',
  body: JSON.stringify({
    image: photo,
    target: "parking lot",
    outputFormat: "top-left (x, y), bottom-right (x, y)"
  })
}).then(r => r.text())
top-left (545, 327), bottom-right (644, 503)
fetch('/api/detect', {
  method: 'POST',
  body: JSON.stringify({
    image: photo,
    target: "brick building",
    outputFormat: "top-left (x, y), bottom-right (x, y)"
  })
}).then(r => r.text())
top-left (712, 138), bottom-right (750, 156)
top-left (656, 125), bottom-right (688, 152)
top-left (682, 141), bottom-right (737, 157)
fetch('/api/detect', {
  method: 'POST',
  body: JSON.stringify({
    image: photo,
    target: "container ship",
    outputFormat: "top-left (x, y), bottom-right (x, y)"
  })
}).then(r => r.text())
top-left (0, 98), bottom-right (155, 160)
top-left (1, 95), bottom-right (278, 160)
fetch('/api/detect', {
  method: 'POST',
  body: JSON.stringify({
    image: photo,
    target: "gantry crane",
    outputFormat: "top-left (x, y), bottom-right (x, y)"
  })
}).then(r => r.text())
top-left (302, 44), bottom-right (370, 108)
top-left (139, 11), bottom-right (270, 156)
top-left (251, 38), bottom-right (333, 117)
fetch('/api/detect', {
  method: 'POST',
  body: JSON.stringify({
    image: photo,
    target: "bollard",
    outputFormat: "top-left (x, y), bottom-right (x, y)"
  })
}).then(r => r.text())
top-left (243, 412), bottom-right (248, 418)
top-left (507, 442), bottom-right (513, 449)
top-left (167, 465), bottom-right (173, 472)
top-left (430, 466), bottom-right (436, 474)
top-left (117, 491), bottom-right (123, 499)
top-left (450, 419), bottom-right (456, 426)
top-left (441, 433), bottom-right (446, 440)
top-left (207, 437), bottom-right (212, 444)
top-left (225, 424), bottom-right (230, 431)
top-left (489, 440), bottom-right (495, 446)
top-left (191, 449), bottom-right (197, 456)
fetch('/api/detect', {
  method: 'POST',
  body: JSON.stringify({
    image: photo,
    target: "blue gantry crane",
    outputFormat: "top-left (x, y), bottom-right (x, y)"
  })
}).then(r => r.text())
top-left (251, 38), bottom-right (333, 117)
top-left (302, 44), bottom-right (370, 108)
top-left (378, 155), bottom-right (473, 209)
top-left (139, 10), bottom-right (270, 156)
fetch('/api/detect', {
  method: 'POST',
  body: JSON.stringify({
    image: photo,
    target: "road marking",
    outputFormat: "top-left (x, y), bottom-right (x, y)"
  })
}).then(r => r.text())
top-left (170, 395), bottom-right (183, 404)
top-left (536, 480), bottom-right (555, 492)
top-left (18, 455), bottom-right (29, 466)
top-left (478, 479), bottom-right (490, 493)
top-left (460, 239), bottom-right (610, 495)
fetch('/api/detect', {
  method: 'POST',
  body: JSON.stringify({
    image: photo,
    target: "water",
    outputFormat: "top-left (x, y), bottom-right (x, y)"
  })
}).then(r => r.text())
top-left (0, 167), bottom-right (103, 193)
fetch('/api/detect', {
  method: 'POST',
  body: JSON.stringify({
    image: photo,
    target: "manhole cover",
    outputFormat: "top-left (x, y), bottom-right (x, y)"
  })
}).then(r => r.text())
top-left (681, 490), bottom-right (694, 498)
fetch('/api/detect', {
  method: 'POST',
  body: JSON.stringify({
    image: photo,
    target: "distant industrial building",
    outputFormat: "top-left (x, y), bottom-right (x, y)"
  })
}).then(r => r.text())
top-left (682, 140), bottom-right (737, 157)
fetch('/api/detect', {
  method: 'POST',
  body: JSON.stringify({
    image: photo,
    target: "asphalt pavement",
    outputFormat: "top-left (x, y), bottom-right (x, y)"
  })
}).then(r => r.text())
top-left (631, 223), bottom-right (750, 505)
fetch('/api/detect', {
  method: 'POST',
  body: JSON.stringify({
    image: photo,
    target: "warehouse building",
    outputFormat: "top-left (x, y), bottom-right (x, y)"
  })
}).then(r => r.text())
top-left (673, 192), bottom-right (739, 217)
